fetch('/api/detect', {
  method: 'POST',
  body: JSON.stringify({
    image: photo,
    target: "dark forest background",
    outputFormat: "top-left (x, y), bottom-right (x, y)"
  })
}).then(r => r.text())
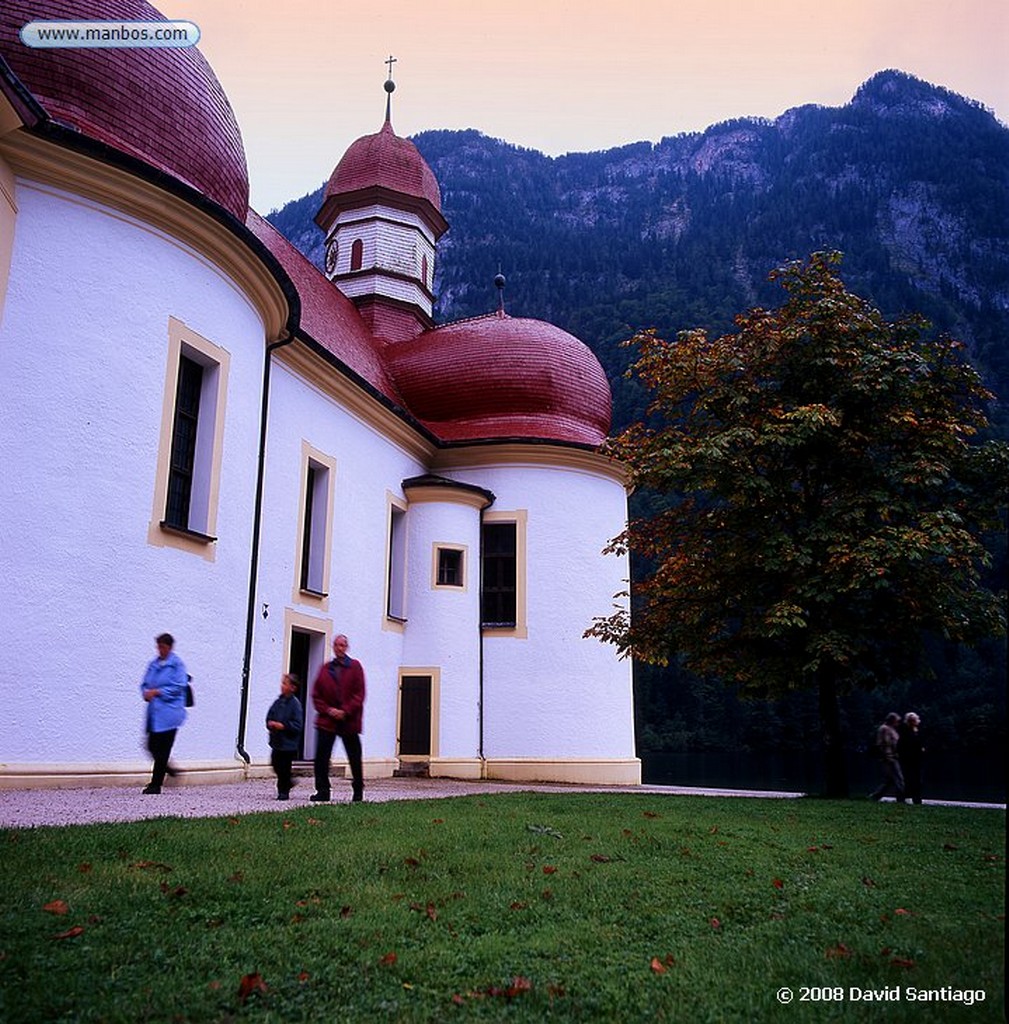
top-left (269, 70), bottom-right (1008, 797)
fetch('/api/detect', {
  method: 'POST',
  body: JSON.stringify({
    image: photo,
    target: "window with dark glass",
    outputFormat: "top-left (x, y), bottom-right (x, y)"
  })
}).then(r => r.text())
top-left (387, 505), bottom-right (407, 619)
top-left (350, 238), bottom-right (364, 271)
top-left (437, 547), bottom-right (463, 587)
top-left (165, 355), bottom-right (203, 529)
top-left (299, 462), bottom-right (329, 594)
top-left (481, 522), bottom-right (516, 626)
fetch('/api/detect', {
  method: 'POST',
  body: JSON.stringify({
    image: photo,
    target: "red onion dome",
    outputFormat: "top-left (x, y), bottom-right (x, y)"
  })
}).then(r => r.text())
top-left (317, 119), bottom-right (444, 231)
top-left (0, 0), bottom-right (249, 220)
top-left (386, 312), bottom-right (612, 446)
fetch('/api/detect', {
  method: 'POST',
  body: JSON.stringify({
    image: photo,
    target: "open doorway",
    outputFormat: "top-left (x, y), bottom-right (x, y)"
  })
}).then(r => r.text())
top-left (287, 624), bottom-right (328, 761)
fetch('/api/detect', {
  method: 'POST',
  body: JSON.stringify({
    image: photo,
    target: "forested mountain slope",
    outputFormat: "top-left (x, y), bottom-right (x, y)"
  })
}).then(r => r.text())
top-left (269, 70), bottom-right (1009, 432)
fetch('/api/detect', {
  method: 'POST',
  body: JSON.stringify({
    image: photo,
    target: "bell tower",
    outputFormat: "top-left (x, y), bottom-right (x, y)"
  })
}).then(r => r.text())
top-left (315, 59), bottom-right (448, 342)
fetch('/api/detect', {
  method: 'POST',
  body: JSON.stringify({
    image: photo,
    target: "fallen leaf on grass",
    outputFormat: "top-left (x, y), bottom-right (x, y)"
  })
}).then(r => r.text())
top-left (890, 957), bottom-right (916, 969)
top-left (710, 918), bottom-right (721, 929)
top-left (380, 952), bottom-right (397, 966)
top-left (772, 878), bottom-right (784, 889)
top-left (543, 865), bottom-right (557, 874)
top-left (50, 926), bottom-right (84, 941)
top-left (643, 811), bottom-right (661, 819)
top-left (510, 901), bottom-right (529, 911)
top-left (453, 976), bottom-right (534, 1003)
top-left (590, 854), bottom-right (611, 863)
top-left (650, 954), bottom-right (675, 973)
top-left (77, 863), bottom-right (92, 874)
top-left (130, 860), bottom-right (172, 872)
top-left (43, 900), bottom-right (69, 915)
top-left (237, 972), bottom-right (268, 1004)
top-left (825, 943), bottom-right (852, 960)
top-left (894, 907), bottom-right (913, 916)
top-left (340, 905), bottom-right (353, 918)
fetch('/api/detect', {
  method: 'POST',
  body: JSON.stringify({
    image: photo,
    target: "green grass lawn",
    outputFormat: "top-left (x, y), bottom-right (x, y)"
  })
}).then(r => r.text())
top-left (1, 793), bottom-right (1003, 1022)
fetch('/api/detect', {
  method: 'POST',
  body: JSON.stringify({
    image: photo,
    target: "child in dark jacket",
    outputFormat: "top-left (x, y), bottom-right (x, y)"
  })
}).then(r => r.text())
top-left (266, 673), bottom-right (304, 800)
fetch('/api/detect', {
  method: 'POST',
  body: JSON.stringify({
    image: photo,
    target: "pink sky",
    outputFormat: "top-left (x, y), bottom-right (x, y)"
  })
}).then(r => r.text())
top-left (159, 0), bottom-right (1008, 214)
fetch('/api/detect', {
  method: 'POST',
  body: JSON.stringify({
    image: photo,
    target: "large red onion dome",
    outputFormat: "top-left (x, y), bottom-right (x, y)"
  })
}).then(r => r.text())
top-left (0, 0), bottom-right (249, 220)
top-left (385, 312), bottom-right (612, 446)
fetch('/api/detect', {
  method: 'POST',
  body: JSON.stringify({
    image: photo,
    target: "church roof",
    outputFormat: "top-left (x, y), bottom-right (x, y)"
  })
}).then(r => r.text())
top-left (0, 0), bottom-right (249, 220)
top-left (246, 211), bottom-right (407, 407)
top-left (385, 312), bottom-right (612, 446)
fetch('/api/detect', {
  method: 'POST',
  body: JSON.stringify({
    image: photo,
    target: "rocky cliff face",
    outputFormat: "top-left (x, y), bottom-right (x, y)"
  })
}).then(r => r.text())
top-left (268, 70), bottom-right (1009, 429)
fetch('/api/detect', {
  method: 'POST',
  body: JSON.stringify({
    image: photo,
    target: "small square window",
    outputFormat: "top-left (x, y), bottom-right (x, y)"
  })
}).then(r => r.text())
top-left (437, 547), bottom-right (464, 587)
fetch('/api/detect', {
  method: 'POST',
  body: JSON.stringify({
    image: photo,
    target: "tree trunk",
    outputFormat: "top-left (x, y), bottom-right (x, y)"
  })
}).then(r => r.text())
top-left (817, 670), bottom-right (849, 798)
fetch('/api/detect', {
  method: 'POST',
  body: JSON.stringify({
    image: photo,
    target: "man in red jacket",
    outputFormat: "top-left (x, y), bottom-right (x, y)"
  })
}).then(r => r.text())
top-left (310, 634), bottom-right (366, 802)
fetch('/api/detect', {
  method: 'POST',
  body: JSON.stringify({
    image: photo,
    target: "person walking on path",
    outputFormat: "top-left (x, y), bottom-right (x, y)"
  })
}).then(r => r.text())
top-left (870, 712), bottom-right (905, 802)
top-left (266, 673), bottom-right (304, 800)
top-left (140, 633), bottom-right (188, 794)
top-left (311, 634), bottom-right (366, 803)
top-left (898, 711), bottom-right (924, 805)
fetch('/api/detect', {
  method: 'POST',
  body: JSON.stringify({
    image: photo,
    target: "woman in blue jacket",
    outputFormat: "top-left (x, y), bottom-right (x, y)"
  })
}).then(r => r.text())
top-left (140, 633), bottom-right (188, 794)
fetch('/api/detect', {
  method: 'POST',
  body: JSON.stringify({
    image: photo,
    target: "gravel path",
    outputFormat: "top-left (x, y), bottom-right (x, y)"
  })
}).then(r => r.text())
top-left (2, 777), bottom-right (999, 829)
top-left (0, 776), bottom-right (807, 828)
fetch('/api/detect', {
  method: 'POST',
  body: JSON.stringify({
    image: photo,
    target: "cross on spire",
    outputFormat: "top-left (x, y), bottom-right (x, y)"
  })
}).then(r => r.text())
top-left (383, 55), bottom-right (397, 123)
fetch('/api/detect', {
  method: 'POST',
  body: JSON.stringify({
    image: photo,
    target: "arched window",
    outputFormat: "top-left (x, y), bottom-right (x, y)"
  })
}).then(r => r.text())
top-left (350, 238), bottom-right (363, 271)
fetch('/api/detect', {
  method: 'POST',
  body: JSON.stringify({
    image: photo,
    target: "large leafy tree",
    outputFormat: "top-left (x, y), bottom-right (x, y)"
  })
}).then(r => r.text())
top-left (589, 253), bottom-right (1008, 796)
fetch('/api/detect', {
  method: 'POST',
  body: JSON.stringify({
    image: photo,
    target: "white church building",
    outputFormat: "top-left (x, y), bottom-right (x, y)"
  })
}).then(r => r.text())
top-left (0, 0), bottom-right (639, 789)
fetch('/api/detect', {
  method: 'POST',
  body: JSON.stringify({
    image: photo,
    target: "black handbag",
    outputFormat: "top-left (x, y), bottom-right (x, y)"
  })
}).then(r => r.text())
top-left (185, 674), bottom-right (195, 707)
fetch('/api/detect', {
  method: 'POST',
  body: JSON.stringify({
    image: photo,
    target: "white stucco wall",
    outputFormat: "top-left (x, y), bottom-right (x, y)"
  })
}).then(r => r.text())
top-left (0, 181), bottom-right (265, 768)
top-left (246, 361), bottom-right (427, 765)
top-left (443, 461), bottom-right (635, 763)
top-left (400, 497), bottom-right (483, 761)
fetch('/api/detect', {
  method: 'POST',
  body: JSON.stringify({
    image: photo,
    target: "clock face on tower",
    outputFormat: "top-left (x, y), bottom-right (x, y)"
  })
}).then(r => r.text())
top-left (325, 241), bottom-right (338, 275)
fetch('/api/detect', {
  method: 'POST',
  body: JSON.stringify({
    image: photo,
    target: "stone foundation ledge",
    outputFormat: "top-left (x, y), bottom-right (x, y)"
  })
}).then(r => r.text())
top-left (1, 757), bottom-right (640, 790)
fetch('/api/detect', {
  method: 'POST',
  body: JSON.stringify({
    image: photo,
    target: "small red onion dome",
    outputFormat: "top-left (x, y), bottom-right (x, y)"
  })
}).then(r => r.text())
top-left (386, 312), bottom-right (612, 446)
top-left (316, 120), bottom-right (445, 234)
top-left (0, 0), bottom-right (249, 220)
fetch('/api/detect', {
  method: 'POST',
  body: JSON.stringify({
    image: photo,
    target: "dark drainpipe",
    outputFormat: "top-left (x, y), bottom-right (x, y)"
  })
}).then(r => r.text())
top-left (478, 504), bottom-right (486, 777)
top-left (236, 332), bottom-right (294, 765)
